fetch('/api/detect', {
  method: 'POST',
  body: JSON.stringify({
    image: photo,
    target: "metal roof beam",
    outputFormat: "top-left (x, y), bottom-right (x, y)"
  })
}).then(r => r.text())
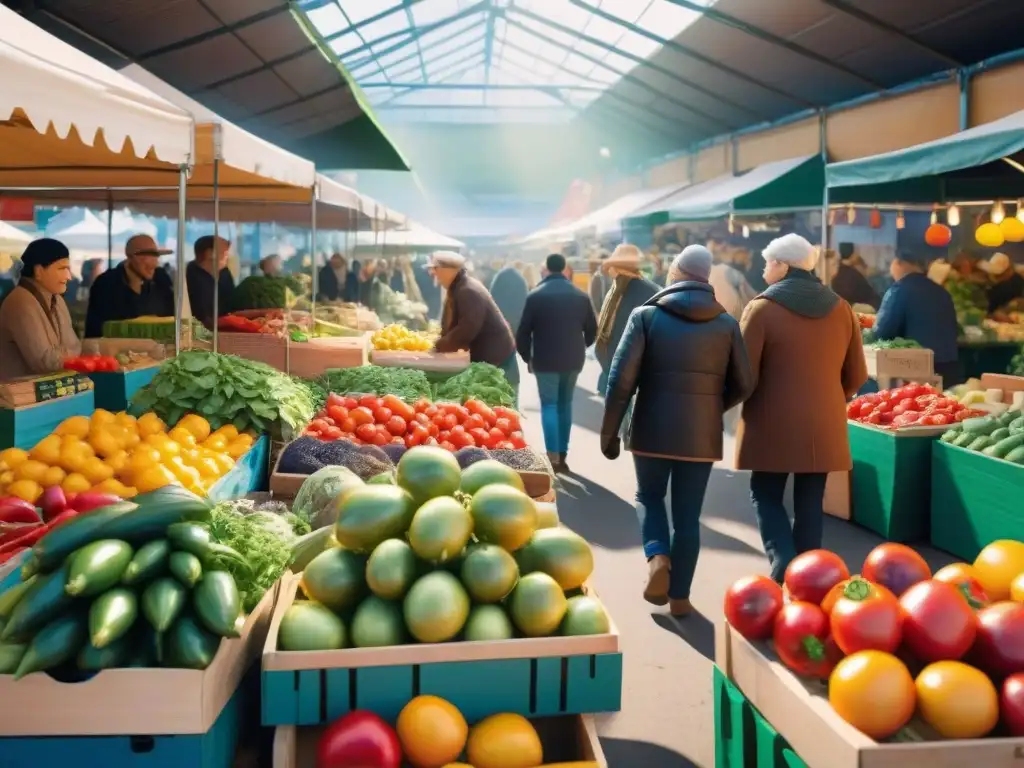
top-left (817, 0), bottom-right (963, 67)
top-left (376, 56), bottom-right (486, 107)
top-left (324, 0), bottom-right (425, 41)
top-left (351, 29), bottom-right (486, 81)
top-left (663, 0), bottom-right (886, 89)
top-left (385, 33), bottom-right (486, 81)
top-left (569, 0), bottom-right (815, 109)
top-left (136, 5), bottom-right (291, 60)
top-left (360, 82), bottom-right (606, 90)
top-left (508, 5), bottom-right (765, 122)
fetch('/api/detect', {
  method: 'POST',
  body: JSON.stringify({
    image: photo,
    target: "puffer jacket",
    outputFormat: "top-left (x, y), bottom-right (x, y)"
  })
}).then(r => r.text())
top-left (601, 281), bottom-right (755, 461)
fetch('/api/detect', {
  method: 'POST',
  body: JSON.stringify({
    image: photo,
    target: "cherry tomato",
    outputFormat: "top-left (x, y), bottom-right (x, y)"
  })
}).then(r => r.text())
top-left (385, 416), bottom-right (407, 436)
top-left (784, 549), bottom-right (850, 605)
top-left (359, 394), bottom-right (381, 409)
top-left (350, 407), bottom-right (375, 427)
top-left (355, 424), bottom-right (377, 443)
top-left (1001, 673), bottom-right (1024, 736)
top-left (970, 602), bottom-right (1024, 678)
top-left (323, 425), bottom-right (342, 440)
top-left (915, 661), bottom-right (999, 739)
top-left (861, 543), bottom-right (931, 597)
top-left (405, 424), bottom-right (429, 448)
top-left (374, 406), bottom-right (393, 425)
top-left (899, 580), bottom-right (976, 662)
top-left (821, 577), bottom-right (895, 615)
top-left (327, 405), bottom-right (348, 423)
top-left (828, 651), bottom-right (916, 739)
top-left (830, 577), bottom-right (903, 655)
top-left (772, 601), bottom-right (839, 678)
top-left (723, 575), bottom-right (784, 641)
top-left (343, 396), bottom-right (359, 410)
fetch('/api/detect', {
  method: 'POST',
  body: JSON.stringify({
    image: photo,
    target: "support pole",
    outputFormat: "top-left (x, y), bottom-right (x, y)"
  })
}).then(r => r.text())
top-left (212, 159), bottom-right (221, 353)
top-left (175, 166), bottom-right (187, 356)
top-left (310, 185), bottom-right (319, 328)
top-left (818, 109), bottom-right (830, 280)
top-left (958, 69), bottom-right (970, 131)
top-left (106, 192), bottom-right (114, 269)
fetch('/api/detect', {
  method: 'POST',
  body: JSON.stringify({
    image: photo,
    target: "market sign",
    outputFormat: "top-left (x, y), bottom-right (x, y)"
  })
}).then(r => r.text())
top-left (0, 198), bottom-right (34, 222)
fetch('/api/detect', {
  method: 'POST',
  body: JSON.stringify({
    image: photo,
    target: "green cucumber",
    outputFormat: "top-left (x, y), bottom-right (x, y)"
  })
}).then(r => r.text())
top-left (66, 540), bottom-right (134, 597)
top-left (991, 434), bottom-right (1024, 459)
top-left (77, 631), bottom-right (135, 671)
top-left (88, 588), bottom-right (137, 648)
top-left (962, 417), bottom-right (998, 435)
top-left (164, 613), bottom-right (220, 670)
top-left (193, 571), bottom-right (241, 638)
top-left (166, 523), bottom-right (213, 557)
top-left (983, 444), bottom-right (1001, 457)
top-left (1006, 446), bottom-right (1024, 464)
top-left (1, 562), bottom-right (74, 642)
top-left (28, 502), bottom-right (137, 574)
top-left (952, 432), bottom-right (976, 448)
top-left (141, 577), bottom-right (187, 633)
top-left (14, 611), bottom-right (88, 679)
top-left (0, 640), bottom-right (27, 673)
top-left (169, 551), bottom-right (203, 588)
top-left (939, 428), bottom-right (961, 443)
top-left (122, 539), bottom-right (170, 585)
top-left (93, 486), bottom-right (212, 543)
top-left (967, 436), bottom-right (993, 452)
top-left (1010, 417), bottom-right (1024, 435)
top-left (0, 575), bottom-right (37, 619)
top-left (990, 428), bottom-right (1011, 442)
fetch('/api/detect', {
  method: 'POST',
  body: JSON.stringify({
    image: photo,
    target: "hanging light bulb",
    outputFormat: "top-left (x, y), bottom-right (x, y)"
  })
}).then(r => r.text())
top-left (992, 200), bottom-right (1006, 224)
top-left (727, 215), bottom-right (735, 234)
top-left (930, 207), bottom-right (938, 226)
top-left (828, 208), bottom-right (837, 226)
top-left (896, 210), bottom-right (906, 230)
top-left (947, 204), bottom-right (960, 227)
top-left (1017, 200), bottom-right (1024, 223)
top-left (846, 203), bottom-right (856, 224)
top-left (741, 225), bottom-right (750, 239)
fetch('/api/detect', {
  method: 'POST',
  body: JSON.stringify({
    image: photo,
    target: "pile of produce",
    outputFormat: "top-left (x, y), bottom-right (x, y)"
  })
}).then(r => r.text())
top-left (371, 324), bottom-right (434, 352)
top-left (217, 313), bottom-right (279, 335)
top-left (372, 286), bottom-right (428, 329)
top-left (230, 275), bottom-right (302, 311)
top-left (62, 355), bottom-right (121, 373)
top-left (724, 540), bottom-right (1024, 740)
top-left (314, 694), bottom-right (597, 768)
top-left (101, 316), bottom-right (192, 342)
top-left (0, 490), bottom-right (113, 566)
top-left (939, 411), bottom-right (1024, 463)
top-left (434, 362), bottom-right (517, 408)
top-left (945, 277), bottom-right (988, 331)
top-left (857, 313), bottom-right (874, 330)
top-left (277, 446), bottom-right (603, 652)
top-left (131, 351), bottom-right (318, 439)
top-left (0, 486), bottom-right (257, 676)
top-left (321, 366), bottom-right (432, 403)
top-left (847, 383), bottom-right (982, 428)
top-left (863, 337), bottom-right (922, 349)
top-left (0, 410), bottom-right (252, 503)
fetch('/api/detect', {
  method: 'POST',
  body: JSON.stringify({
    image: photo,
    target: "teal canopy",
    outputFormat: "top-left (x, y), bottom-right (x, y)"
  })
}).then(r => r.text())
top-left (827, 109), bottom-right (1024, 205)
top-left (629, 155), bottom-right (824, 221)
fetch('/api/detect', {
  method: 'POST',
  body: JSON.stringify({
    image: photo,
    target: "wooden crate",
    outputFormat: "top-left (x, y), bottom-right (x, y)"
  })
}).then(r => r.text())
top-left (217, 333), bottom-right (368, 378)
top-left (863, 347), bottom-right (934, 390)
top-left (0, 391), bottom-right (95, 450)
top-left (261, 574), bottom-right (622, 727)
top-left (272, 713), bottom-right (607, 768)
top-left (370, 349), bottom-right (470, 373)
top-left (90, 365), bottom-right (160, 412)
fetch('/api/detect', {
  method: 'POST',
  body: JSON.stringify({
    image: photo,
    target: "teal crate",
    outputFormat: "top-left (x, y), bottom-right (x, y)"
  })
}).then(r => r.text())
top-left (930, 441), bottom-right (1024, 560)
top-left (714, 665), bottom-right (807, 768)
top-left (207, 434), bottom-right (269, 502)
top-left (90, 367), bottom-right (159, 412)
top-left (848, 421), bottom-right (940, 542)
top-left (0, 391), bottom-right (95, 450)
top-left (0, 682), bottom-right (242, 768)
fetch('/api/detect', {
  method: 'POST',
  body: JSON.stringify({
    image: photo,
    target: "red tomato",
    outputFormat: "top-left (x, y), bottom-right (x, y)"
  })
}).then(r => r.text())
top-left (78, 357), bottom-right (97, 373)
top-left (326, 405), bottom-right (348, 423)
top-left (1001, 673), bottom-right (1024, 736)
top-left (358, 394), bottom-right (381, 409)
top-left (509, 431), bottom-right (527, 449)
top-left (373, 406), bottom-right (393, 425)
top-left (899, 580), bottom-right (977, 662)
top-left (495, 440), bottom-right (515, 449)
top-left (427, 422), bottom-right (439, 438)
top-left (316, 710), bottom-right (401, 768)
top-left (439, 413), bottom-right (458, 431)
top-left (861, 543), bottom-right (931, 597)
top-left (821, 577), bottom-right (896, 615)
top-left (355, 423), bottom-right (377, 443)
top-left (323, 425), bottom-right (342, 441)
top-left (723, 575), bottom-right (784, 641)
top-left (391, 436), bottom-right (405, 445)
top-left (342, 396), bottom-right (359, 410)
top-left (847, 402), bottom-right (861, 419)
top-left (340, 417), bottom-right (355, 434)
top-left (784, 549), bottom-right (850, 604)
top-left (469, 427), bottom-right (491, 446)
top-left (465, 414), bottom-right (487, 431)
top-left (350, 407), bottom-right (375, 427)
top-left (438, 430), bottom-right (451, 443)
top-left (371, 426), bottom-right (390, 446)
top-left (830, 577), bottom-right (903, 654)
top-left (423, 436), bottom-right (439, 446)
top-left (466, 399), bottom-right (496, 425)
top-left (326, 392), bottom-right (343, 407)
top-left (414, 413), bottom-right (431, 426)
top-left (487, 427), bottom-right (506, 447)
top-left (309, 418), bottom-right (329, 433)
top-left (382, 395), bottom-right (415, 421)
top-left (495, 407), bottom-right (521, 431)
top-left (385, 416), bottom-right (407, 436)
top-left (772, 601), bottom-right (840, 678)
top-left (413, 399), bottom-right (431, 413)
top-left (454, 405), bottom-right (470, 423)
top-left (932, 566), bottom-right (989, 610)
top-left (440, 441), bottom-right (456, 452)
top-left (971, 602), bottom-right (1024, 678)
top-left (405, 424), bottom-right (429, 448)
top-left (494, 417), bottom-right (512, 435)
top-left (450, 430), bottom-right (475, 449)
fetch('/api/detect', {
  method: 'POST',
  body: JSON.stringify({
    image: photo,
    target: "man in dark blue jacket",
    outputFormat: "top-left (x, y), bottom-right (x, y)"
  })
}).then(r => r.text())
top-left (516, 253), bottom-right (598, 474)
top-left (873, 251), bottom-right (960, 385)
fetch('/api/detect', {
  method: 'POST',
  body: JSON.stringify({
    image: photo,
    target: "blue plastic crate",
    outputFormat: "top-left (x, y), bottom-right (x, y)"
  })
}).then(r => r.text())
top-left (0, 391), bottom-right (95, 450)
top-left (90, 367), bottom-right (159, 413)
top-left (207, 434), bottom-right (269, 503)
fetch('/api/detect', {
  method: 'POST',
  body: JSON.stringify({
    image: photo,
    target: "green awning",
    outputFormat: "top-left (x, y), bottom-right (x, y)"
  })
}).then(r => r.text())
top-left (630, 155), bottom-right (824, 221)
top-left (826, 109), bottom-right (1024, 205)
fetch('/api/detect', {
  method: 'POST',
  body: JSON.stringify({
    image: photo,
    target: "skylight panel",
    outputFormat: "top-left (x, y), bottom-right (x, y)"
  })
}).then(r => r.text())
top-left (305, 3), bottom-right (347, 37)
top-left (412, 0), bottom-right (461, 26)
top-left (336, 0), bottom-right (390, 25)
top-left (329, 32), bottom-right (363, 56)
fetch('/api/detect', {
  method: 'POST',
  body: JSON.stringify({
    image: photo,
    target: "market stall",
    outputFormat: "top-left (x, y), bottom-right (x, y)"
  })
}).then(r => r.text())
top-left (350, 220), bottom-right (463, 255)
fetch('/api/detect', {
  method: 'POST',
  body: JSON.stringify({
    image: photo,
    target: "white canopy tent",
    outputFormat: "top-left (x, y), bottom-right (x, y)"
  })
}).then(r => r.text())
top-left (351, 221), bottom-right (463, 254)
top-left (0, 220), bottom-right (33, 253)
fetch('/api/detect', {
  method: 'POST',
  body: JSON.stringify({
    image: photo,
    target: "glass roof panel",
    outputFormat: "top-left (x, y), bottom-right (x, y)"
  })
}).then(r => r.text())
top-left (303, 0), bottom-right (719, 122)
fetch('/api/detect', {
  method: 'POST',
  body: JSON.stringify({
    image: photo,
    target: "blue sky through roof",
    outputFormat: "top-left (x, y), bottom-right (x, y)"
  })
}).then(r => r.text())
top-left (300, 0), bottom-right (717, 123)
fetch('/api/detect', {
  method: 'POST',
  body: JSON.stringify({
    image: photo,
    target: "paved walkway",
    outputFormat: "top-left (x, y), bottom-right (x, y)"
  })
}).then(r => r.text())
top-left (515, 358), bottom-right (954, 768)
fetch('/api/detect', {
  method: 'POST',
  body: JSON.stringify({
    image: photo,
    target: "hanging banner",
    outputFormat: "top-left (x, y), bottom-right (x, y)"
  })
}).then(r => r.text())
top-left (0, 198), bottom-right (34, 222)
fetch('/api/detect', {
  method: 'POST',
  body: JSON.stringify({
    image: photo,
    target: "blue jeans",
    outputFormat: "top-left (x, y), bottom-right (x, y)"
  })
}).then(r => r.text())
top-left (750, 472), bottom-right (827, 582)
top-left (535, 371), bottom-right (579, 454)
top-left (634, 455), bottom-right (713, 600)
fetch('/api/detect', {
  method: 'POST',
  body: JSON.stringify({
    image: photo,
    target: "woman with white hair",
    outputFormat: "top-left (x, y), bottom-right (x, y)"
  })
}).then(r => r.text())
top-left (736, 234), bottom-right (868, 583)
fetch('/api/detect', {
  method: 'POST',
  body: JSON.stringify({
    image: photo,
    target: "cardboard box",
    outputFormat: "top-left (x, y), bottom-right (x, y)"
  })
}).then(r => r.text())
top-left (272, 714), bottom-right (607, 768)
top-left (0, 580), bottom-right (278, 736)
top-left (716, 620), bottom-right (1024, 768)
top-left (863, 347), bottom-right (934, 385)
top-left (823, 471), bottom-right (850, 520)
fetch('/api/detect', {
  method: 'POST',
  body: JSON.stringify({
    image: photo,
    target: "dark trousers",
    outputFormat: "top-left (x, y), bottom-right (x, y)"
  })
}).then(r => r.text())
top-left (634, 455), bottom-right (713, 600)
top-left (749, 471), bottom-right (827, 582)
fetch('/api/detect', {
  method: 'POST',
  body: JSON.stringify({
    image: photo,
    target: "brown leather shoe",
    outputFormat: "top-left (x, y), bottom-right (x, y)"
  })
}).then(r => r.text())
top-left (669, 598), bottom-right (694, 617)
top-left (644, 555), bottom-right (671, 606)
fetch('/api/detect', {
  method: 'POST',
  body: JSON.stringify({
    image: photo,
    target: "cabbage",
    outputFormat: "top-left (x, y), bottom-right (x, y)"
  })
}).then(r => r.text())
top-left (292, 465), bottom-right (364, 530)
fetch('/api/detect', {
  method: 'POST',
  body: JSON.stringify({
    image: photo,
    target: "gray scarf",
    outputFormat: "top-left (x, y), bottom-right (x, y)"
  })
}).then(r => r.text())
top-left (761, 268), bottom-right (839, 319)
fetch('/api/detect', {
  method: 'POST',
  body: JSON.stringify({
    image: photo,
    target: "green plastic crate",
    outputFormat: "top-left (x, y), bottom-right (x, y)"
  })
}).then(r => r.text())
top-left (930, 441), bottom-right (1024, 560)
top-left (848, 422), bottom-right (940, 542)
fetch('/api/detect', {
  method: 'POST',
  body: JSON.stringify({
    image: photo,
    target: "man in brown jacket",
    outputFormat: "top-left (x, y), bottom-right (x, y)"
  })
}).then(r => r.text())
top-left (736, 234), bottom-right (868, 582)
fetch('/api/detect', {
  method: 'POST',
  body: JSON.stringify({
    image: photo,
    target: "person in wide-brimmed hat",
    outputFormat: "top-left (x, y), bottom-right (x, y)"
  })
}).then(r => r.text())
top-left (981, 251), bottom-right (1024, 316)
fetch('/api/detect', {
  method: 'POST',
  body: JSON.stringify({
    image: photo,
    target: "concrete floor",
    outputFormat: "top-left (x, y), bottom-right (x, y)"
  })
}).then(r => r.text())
top-left (515, 358), bottom-right (955, 768)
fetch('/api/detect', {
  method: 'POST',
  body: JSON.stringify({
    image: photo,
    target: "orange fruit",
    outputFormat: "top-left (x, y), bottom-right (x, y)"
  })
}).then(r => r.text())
top-left (29, 435), bottom-right (62, 466)
top-left (0, 448), bottom-right (28, 471)
top-left (397, 695), bottom-right (468, 768)
top-left (14, 459), bottom-right (49, 484)
top-left (7, 479), bottom-right (42, 504)
top-left (466, 713), bottom-right (543, 768)
top-left (81, 457), bottom-right (115, 486)
top-left (55, 415), bottom-right (90, 439)
top-left (41, 465), bottom-right (67, 488)
top-left (134, 465), bottom-right (175, 494)
top-left (974, 541), bottom-right (1024, 602)
top-left (61, 472), bottom-right (92, 495)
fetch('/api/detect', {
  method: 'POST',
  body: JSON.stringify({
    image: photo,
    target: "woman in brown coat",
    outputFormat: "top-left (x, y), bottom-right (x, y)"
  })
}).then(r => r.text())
top-left (736, 234), bottom-right (868, 582)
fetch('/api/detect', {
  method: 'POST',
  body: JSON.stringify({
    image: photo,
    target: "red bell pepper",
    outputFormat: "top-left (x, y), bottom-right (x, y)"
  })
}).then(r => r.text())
top-left (0, 509), bottom-right (77, 556)
top-left (0, 498), bottom-right (42, 525)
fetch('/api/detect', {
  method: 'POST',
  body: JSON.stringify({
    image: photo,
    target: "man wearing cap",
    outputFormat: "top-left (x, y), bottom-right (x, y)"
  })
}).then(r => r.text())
top-left (84, 234), bottom-right (175, 338)
top-left (873, 250), bottom-right (959, 384)
top-left (187, 235), bottom-right (235, 330)
top-left (981, 252), bottom-right (1024, 317)
top-left (427, 251), bottom-right (518, 394)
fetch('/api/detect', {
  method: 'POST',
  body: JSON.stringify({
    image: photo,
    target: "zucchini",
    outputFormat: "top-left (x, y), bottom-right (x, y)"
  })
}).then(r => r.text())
top-left (991, 434), bottom-right (1024, 459)
top-left (93, 486), bottom-right (212, 543)
top-left (14, 611), bottom-right (88, 679)
top-left (88, 588), bottom-right (137, 649)
top-left (141, 577), bottom-right (187, 633)
top-left (0, 575), bottom-right (37, 619)
top-left (962, 417), bottom-right (998, 435)
top-left (193, 571), bottom-right (242, 638)
top-left (990, 428), bottom-right (1011, 441)
top-left (967, 436), bottom-right (993, 452)
top-left (983, 444), bottom-right (1001, 457)
top-left (289, 527), bottom-right (333, 572)
top-left (1006, 446), bottom-right (1024, 465)
top-left (28, 502), bottom-right (137, 574)
top-left (125, 624), bottom-right (159, 668)
top-left (952, 432), bottom-right (976, 448)
top-left (169, 551), bottom-right (202, 588)
top-left (164, 613), bottom-right (220, 670)
top-left (0, 640), bottom-right (27, 673)
top-left (999, 409), bottom-right (1020, 425)
top-left (122, 539), bottom-right (170, 585)
top-left (1, 562), bottom-right (74, 642)
top-left (166, 523), bottom-right (213, 558)
top-left (77, 631), bottom-right (134, 671)
top-left (1010, 417), bottom-right (1024, 435)
top-left (65, 540), bottom-right (134, 597)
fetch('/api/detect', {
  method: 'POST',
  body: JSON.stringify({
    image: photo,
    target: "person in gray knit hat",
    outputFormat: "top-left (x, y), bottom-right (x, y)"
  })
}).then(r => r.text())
top-left (600, 243), bottom-right (754, 617)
